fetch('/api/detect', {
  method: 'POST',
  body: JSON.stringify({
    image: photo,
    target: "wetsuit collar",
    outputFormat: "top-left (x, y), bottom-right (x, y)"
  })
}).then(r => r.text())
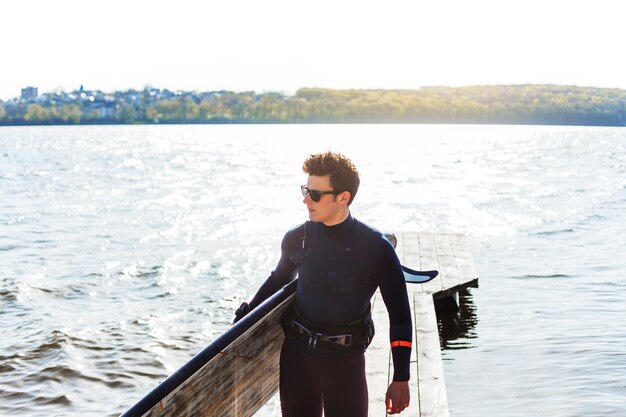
top-left (320, 213), bottom-right (355, 233)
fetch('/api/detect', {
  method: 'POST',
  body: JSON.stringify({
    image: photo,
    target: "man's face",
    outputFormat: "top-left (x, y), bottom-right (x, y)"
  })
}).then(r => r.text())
top-left (303, 175), bottom-right (348, 225)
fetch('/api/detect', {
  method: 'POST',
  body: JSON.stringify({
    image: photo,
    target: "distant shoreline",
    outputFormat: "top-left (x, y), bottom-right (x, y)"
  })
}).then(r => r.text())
top-left (2, 85), bottom-right (625, 127)
top-left (1, 120), bottom-right (625, 128)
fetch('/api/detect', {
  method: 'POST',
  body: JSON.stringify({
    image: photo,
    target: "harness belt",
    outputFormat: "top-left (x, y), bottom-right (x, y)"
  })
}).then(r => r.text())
top-left (285, 319), bottom-right (353, 348)
top-left (282, 304), bottom-right (375, 353)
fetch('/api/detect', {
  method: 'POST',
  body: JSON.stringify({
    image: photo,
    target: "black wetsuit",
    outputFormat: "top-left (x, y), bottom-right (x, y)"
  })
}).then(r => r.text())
top-left (248, 215), bottom-right (412, 417)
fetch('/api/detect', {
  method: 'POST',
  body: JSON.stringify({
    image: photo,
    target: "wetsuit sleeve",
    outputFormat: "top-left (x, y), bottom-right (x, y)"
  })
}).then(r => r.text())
top-left (247, 225), bottom-right (303, 311)
top-left (376, 238), bottom-right (412, 381)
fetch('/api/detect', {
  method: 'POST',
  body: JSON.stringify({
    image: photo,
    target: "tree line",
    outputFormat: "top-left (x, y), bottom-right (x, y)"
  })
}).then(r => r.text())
top-left (1, 84), bottom-right (626, 126)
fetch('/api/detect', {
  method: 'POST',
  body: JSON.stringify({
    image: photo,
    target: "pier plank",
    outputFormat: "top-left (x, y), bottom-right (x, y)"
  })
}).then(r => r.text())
top-left (365, 232), bottom-right (477, 417)
top-left (366, 293), bottom-right (393, 416)
top-left (368, 290), bottom-right (422, 417)
top-left (413, 293), bottom-right (449, 417)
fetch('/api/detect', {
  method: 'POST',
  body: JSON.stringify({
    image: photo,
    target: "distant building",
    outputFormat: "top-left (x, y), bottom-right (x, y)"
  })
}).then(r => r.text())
top-left (21, 86), bottom-right (38, 100)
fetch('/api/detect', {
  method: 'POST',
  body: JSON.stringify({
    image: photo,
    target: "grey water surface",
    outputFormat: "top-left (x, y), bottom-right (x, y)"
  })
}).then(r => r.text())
top-left (1, 124), bottom-right (624, 417)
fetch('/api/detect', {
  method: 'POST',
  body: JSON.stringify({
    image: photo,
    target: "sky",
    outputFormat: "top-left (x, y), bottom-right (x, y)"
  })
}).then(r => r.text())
top-left (2, 0), bottom-right (625, 101)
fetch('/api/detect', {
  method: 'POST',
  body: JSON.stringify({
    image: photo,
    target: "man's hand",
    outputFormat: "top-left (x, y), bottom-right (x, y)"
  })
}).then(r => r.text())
top-left (385, 380), bottom-right (410, 414)
top-left (232, 302), bottom-right (250, 324)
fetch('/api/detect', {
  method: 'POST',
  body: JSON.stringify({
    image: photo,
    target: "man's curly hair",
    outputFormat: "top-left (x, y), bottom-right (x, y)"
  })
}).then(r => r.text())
top-left (302, 152), bottom-right (360, 205)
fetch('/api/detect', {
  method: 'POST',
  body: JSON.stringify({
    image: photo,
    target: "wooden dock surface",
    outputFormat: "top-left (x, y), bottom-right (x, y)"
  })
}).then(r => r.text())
top-left (365, 232), bottom-right (478, 417)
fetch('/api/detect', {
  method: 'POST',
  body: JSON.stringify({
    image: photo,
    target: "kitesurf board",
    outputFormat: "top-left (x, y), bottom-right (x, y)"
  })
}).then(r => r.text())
top-left (120, 280), bottom-right (297, 417)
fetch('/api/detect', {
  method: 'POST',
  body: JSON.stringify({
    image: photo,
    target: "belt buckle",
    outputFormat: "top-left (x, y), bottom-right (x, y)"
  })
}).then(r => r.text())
top-left (322, 334), bottom-right (352, 347)
top-left (308, 333), bottom-right (322, 348)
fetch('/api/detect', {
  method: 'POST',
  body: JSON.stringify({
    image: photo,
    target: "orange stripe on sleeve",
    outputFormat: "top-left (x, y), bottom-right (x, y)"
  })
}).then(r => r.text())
top-left (390, 340), bottom-right (412, 348)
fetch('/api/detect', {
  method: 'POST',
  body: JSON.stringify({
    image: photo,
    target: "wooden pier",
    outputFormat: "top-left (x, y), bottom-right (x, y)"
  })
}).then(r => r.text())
top-left (121, 232), bottom-right (478, 417)
top-left (366, 232), bottom-right (479, 417)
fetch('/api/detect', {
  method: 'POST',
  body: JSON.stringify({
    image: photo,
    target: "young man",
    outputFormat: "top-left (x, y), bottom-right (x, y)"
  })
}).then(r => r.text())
top-left (234, 151), bottom-right (412, 416)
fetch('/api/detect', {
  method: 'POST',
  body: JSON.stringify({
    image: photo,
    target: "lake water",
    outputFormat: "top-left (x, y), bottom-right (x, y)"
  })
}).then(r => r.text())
top-left (1, 124), bottom-right (625, 417)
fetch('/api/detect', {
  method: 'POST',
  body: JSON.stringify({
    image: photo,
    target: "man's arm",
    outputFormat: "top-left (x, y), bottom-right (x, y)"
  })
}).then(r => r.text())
top-left (233, 224), bottom-right (303, 323)
top-left (377, 237), bottom-right (413, 414)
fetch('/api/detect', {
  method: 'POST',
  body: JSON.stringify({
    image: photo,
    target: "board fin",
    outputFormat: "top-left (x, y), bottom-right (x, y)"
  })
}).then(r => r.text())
top-left (402, 266), bottom-right (438, 284)
top-left (384, 232), bottom-right (439, 284)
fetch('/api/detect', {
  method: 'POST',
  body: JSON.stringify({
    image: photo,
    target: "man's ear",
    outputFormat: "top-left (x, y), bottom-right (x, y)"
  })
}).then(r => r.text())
top-left (340, 191), bottom-right (351, 204)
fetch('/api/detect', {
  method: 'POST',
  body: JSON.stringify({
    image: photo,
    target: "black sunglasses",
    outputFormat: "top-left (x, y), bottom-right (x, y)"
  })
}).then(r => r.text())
top-left (301, 185), bottom-right (339, 202)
